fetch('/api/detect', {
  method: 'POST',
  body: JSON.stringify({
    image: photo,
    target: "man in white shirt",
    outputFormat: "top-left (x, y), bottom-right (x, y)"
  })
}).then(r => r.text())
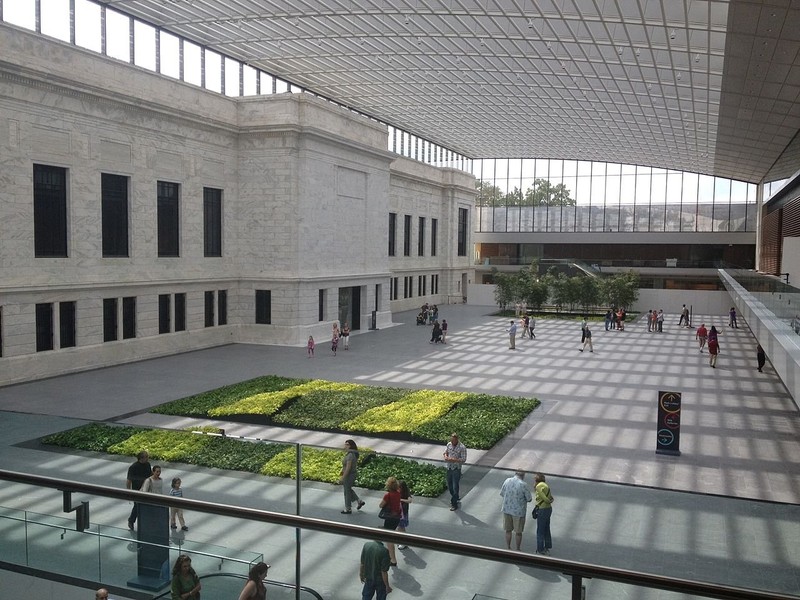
top-left (500, 471), bottom-right (532, 550)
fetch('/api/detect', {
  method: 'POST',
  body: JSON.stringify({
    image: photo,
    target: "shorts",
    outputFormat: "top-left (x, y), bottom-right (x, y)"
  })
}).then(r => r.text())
top-left (503, 513), bottom-right (526, 533)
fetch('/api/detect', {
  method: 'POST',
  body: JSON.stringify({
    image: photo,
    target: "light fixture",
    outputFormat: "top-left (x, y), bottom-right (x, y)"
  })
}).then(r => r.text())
top-left (528, 18), bottom-right (534, 29)
top-left (677, 73), bottom-right (682, 80)
top-left (694, 53), bottom-right (700, 63)
top-left (669, 29), bottom-right (676, 39)
top-left (405, 15), bottom-right (410, 25)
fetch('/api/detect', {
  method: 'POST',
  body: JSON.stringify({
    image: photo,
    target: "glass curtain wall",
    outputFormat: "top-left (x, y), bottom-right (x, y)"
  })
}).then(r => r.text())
top-left (473, 158), bottom-right (757, 233)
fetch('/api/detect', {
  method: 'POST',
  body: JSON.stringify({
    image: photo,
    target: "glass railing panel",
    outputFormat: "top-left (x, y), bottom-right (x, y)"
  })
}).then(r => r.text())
top-left (0, 507), bottom-right (30, 564)
top-left (724, 269), bottom-right (800, 335)
top-left (24, 514), bottom-right (101, 581)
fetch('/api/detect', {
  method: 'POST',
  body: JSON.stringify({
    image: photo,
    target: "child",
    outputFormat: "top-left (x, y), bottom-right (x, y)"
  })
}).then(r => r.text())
top-left (307, 336), bottom-right (315, 358)
top-left (331, 331), bottom-right (339, 356)
top-left (170, 477), bottom-right (188, 531)
top-left (396, 480), bottom-right (413, 549)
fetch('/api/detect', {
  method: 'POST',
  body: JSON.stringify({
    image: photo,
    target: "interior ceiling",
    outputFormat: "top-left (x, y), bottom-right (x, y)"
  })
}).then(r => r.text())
top-left (101, 0), bottom-right (800, 184)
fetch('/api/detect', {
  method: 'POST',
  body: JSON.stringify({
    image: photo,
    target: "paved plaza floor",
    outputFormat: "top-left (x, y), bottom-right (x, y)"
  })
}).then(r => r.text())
top-left (0, 304), bottom-right (799, 599)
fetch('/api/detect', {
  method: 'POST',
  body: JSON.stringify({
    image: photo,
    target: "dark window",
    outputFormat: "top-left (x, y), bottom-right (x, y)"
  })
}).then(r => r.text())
top-left (205, 291), bottom-right (215, 327)
top-left (203, 187), bottom-right (222, 257)
top-left (318, 289), bottom-right (325, 322)
top-left (122, 296), bottom-right (136, 339)
top-left (103, 298), bottom-right (118, 342)
top-left (59, 301), bottom-right (76, 348)
top-left (418, 217), bottom-right (425, 256)
top-left (158, 294), bottom-right (171, 334)
top-left (419, 275), bottom-right (426, 296)
top-left (457, 208), bottom-right (469, 256)
top-left (403, 215), bottom-right (412, 256)
top-left (431, 218), bottom-right (438, 257)
top-left (388, 213), bottom-right (397, 256)
top-left (0, 306), bottom-right (3, 357)
top-left (255, 290), bottom-right (271, 324)
top-left (34, 165), bottom-right (68, 257)
top-left (432, 274), bottom-right (439, 294)
top-left (218, 290), bottom-right (227, 325)
top-left (174, 293), bottom-right (186, 332)
top-left (157, 181), bottom-right (180, 257)
top-left (36, 303), bottom-right (54, 352)
top-left (102, 173), bottom-right (129, 257)
top-left (391, 277), bottom-right (398, 301)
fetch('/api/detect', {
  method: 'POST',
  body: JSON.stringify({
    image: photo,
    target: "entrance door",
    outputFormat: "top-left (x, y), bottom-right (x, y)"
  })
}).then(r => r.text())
top-left (338, 286), bottom-right (361, 330)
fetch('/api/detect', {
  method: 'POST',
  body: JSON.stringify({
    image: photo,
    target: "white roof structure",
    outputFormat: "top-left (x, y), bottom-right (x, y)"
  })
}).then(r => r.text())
top-left (104, 0), bottom-right (799, 183)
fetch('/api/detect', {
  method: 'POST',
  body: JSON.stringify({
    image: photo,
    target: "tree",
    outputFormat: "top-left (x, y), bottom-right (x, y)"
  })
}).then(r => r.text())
top-left (503, 186), bottom-right (524, 206)
top-left (526, 279), bottom-right (550, 310)
top-left (577, 276), bottom-right (600, 312)
top-left (524, 178), bottom-right (576, 206)
top-left (476, 180), bottom-right (504, 207)
top-left (599, 271), bottom-right (640, 309)
top-left (493, 271), bottom-right (515, 311)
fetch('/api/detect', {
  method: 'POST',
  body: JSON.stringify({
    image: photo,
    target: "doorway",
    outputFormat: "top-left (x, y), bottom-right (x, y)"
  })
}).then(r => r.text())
top-left (338, 286), bottom-right (361, 330)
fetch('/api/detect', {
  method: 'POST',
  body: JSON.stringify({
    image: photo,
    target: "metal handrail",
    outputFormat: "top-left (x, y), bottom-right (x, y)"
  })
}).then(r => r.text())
top-left (151, 572), bottom-right (324, 600)
top-left (0, 469), bottom-right (794, 600)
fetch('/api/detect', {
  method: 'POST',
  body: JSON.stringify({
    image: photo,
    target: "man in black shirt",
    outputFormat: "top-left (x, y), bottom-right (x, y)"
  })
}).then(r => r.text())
top-left (126, 450), bottom-right (152, 531)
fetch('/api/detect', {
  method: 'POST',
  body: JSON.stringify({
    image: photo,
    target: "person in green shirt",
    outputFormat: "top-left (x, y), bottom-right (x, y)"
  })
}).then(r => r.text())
top-left (359, 540), bottom-right (392, 600)
top-left (171, 555), bottom-right (201, 600)
top-left (534, 473), bottom-right (554, 555)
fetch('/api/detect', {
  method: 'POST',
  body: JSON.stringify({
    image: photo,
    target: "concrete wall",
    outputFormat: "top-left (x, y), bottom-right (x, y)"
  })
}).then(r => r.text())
top-left (0, 28), bottom-right (473, 386)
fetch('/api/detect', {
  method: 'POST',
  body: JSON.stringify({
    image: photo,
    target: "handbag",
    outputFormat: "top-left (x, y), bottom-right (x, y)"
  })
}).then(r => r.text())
top-left (531, 506), bottom-right (539, 519)
top-left (378, 506), bottom-right (392, 519)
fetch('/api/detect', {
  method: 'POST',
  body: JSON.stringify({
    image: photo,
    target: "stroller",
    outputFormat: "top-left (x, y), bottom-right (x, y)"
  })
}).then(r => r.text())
top-left (416, 312), bottom-right (427, 326)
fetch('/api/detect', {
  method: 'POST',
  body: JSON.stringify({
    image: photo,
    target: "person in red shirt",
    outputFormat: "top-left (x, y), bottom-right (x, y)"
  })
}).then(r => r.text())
top-left (696, 323), bottom-right (708, 352)
top-left (379, 477), bottom-right (403, 566)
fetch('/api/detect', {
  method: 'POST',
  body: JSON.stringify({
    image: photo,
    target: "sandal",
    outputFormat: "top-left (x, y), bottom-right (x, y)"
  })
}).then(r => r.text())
top-left (356, 500), bottom-right (365, 510)
top-left (341, 510), bottom-right (352, 514)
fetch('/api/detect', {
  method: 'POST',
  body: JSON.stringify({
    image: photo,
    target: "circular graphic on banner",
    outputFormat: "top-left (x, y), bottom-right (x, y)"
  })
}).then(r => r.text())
top-left (664, 412), bottom-right (680, 429)
top-left (660, 392), bottom-right (681, 413)
top-left (657, 428), bottom-right (674, 446)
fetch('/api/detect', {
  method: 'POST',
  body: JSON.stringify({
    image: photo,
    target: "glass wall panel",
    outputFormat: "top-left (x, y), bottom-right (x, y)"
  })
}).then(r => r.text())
top-left (183, 41), bottom-right (202, 86)
top-left (634, 166), bottom-right (651, 231)
top-left (714, 177), bottom-right (732, 231)
top-left (745, 183), bottom-right (758, 231)
top-left (225, 57), bottom-right (239, 96)
top-left (243, 65), bottom-right (258, 95)
top-left (41, 0), bottom-right (71, 42)
top-left (4, 0), bottom-right (36, 30)
top-left (133, 21), bottom-right (156, 71)
top-left (562, 160), bottom-right (578, 232)
top-left (205, 50), bottom-right (222, 93)
top-left (650, 168), bottom-right (667, 231)
top-left (681, 172), bottom-right (699, 232)
top-left (665, 170), bottom-right (683, 231)
top-left (275, 78), bottom-right (289, 93)
top-left (105, 9), bottom-right (131, 62)
top-left (159, 31), bottom-right (180, 79)
top-left (697, 174), bottom-right (715, 231)
top-left (75, 0), bottom-right (101, 53)
top-left (259, 72), bottom-right (273, 94)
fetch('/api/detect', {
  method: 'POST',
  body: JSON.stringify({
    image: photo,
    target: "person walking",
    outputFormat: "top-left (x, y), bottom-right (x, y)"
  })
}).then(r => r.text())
top-left (441, 319), bottom-right (448, 344)
top-left (646, 309), bottom-right (653, 332)
top-left (170, 555), bottom-right (201, 600)
top-left (533, 473), bottom-right (554, 555)
top-left (95, 589), bottom-right (110, 600)
top-left (443, 433), bottom-right (467, 511)
top-left (141, 465), bottom-right (164, 494)
top-left (605, 309), bottom-right (613, 331)
top-left (757, 344), bottom-right (766, 372)
top-left (528, 315), bottom-right (536, 339)
top-left (507, 320), bottom-right (517, 350)
top-left (678, 304), bottom-right (690, 327)
top-left (580, 316), bottom-right (588, 343)
top-left (708, 326), bottom-right (720, 368)
top-left (307, 336), bottom-right (315, 358)
top-left (339, 439), bottom-right (365, 514)
top-left (579, 324), bottom-right (593, 352)
top-left (237, 561), bottom-right (269, 600)
top-left (331, 330), bottom-right (339, 356)
top-left (379, 477), bottom-right (403, 566)
top-left (521, 315), bottom-right (530, 339)
top-left (696, 324), bottom-right (708, 352)
top-left (126, 450), bottom-right (152, 531)
top-left (729, 307), bottom-right (738, 328)
top-left (341, 322), bottom-right (351, 350)
top-left (656, 309), bottom-right (664, 332)
top-left (359, 539), bottom-right (392, 600)
top-left (169, 477), bottom-right (188, 531)
top-left (396, 480), bottom-right (413, 550)
top-left (500, 471), bottom-right (532, 551)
